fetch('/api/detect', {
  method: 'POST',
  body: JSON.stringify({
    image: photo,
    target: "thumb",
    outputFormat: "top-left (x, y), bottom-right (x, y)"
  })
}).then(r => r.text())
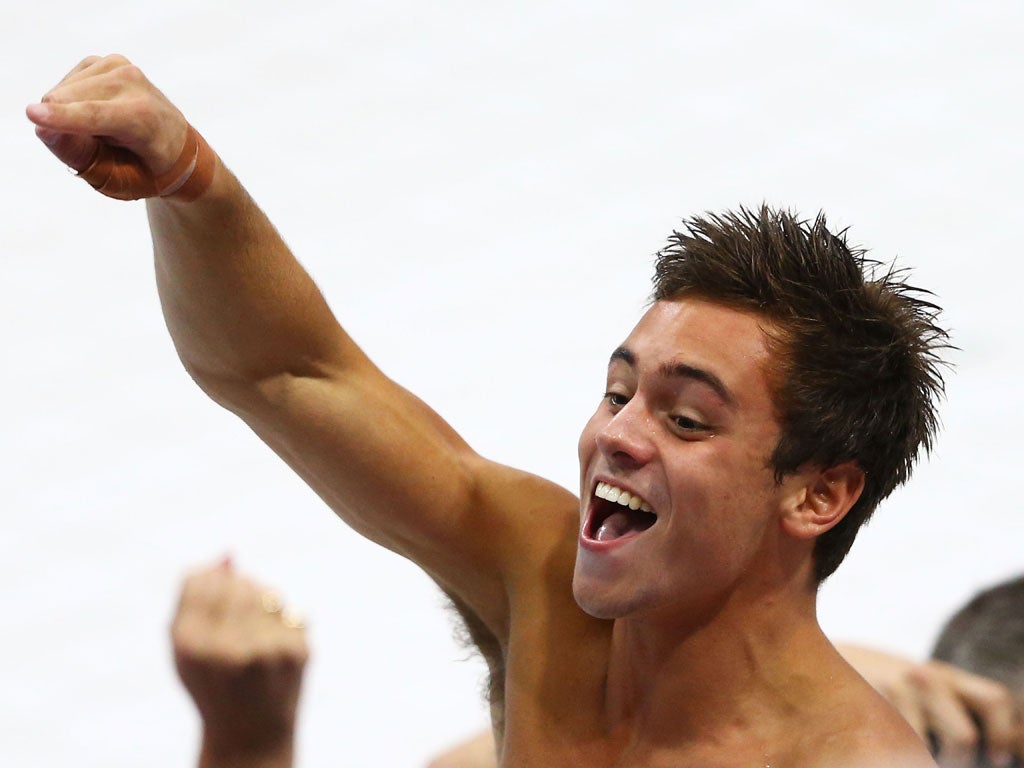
top-left (32, 123), bottom-right (100, 173)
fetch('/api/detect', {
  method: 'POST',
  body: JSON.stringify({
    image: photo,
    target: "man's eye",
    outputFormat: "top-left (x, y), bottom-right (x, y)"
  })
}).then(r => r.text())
top-left (604, 392), bottom-right (630, 407)
top-left (674, 415), bottom-right (708, 432)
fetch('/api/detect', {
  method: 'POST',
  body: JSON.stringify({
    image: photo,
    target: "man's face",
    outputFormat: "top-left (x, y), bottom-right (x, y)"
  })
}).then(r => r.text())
top-left (574, 297), bottom-right (798, 622)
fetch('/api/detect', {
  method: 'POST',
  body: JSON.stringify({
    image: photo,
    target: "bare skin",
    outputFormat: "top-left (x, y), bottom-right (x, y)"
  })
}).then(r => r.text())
top-left (28, 55), bottom-right (938, 768)
top-left (840, 646), bottom-right (1024, 768)
top-left (173, 560), bottom-right (309, 768)
top-left (431, 645), bottom-right (1024, 768)
top-left (427, 732), bottom-right (496, 768)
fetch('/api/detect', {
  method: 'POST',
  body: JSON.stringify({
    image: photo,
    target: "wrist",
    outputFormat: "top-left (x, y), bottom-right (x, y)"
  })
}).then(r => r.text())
top-left (198, 730), bottom-right (295, 768)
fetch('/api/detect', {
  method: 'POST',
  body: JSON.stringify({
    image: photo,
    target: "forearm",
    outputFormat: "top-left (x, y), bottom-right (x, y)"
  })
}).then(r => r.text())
top-left (149, 161), bottom-right (353, 399)
top-left (27, 55), bottom-right (351, 397)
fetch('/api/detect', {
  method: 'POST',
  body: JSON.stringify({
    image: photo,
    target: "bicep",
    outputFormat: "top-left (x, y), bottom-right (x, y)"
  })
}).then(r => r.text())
top-left (225, 354), bottom-right (578, 634)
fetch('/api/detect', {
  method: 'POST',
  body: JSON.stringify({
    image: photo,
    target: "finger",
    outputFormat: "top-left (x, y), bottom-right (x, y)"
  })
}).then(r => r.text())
top-left (27, 99), bottom-right (171, 190)
top-left (30, 55), bottom-right (134, 124)
top-left (32, 125), bottom-right (100, 172)
top-left (245, 579), bottom-right (306, 640)
top-left (887, 683), bottom-right (930, 741)
top-left (281, 608), bottom-right (306, 631)
top-left (953, 674), bottom-right (1017, 764)
top-left (261, 589), bottom-right (284, 615)
top-left (177, 562), bottom-right (236, 624)
top-left (31, 58), bottom-right (151, 137)
top-left (282, 611), bottom-right (310, 665)
top-left (172, 564), bottom-right (242, 668)
top-left (223, 576), bottom-right (297, 660)
top-left (30, 61), bottom-right (161, 145)
top-left (42, 55), bottom-right (104, 94)
top-left (48, 54), bottom-right (137, 92)
top-left (1013, 723), bottom-right (1024, 767)
top-left (42, 68), bottom-right (140, 114)
top-left (224, 569), bottom-right (277, 631)
top-left (919, 687), bottom-right (981, 768)
top-left (265, 611), bottom-right (310, 665)
top-left (25, 99), bottom-right (145, 142)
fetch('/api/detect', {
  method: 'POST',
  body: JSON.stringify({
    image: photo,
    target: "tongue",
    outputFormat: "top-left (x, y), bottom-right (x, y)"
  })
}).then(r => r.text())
top-left (595, 511), bottom-right (633, 542)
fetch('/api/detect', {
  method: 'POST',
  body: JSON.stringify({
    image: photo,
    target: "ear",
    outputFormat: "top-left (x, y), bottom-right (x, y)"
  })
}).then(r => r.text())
top-left (780, 461), bottom-right (865, 540)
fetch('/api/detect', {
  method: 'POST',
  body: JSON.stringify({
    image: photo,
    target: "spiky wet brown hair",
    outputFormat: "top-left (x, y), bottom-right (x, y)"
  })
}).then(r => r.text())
top-left (653, 206), bottom-right (950, 583)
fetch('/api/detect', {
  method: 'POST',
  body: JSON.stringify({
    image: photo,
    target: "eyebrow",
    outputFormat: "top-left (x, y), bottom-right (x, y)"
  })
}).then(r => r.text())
top-left (609, 347), bottom-right (737, 408)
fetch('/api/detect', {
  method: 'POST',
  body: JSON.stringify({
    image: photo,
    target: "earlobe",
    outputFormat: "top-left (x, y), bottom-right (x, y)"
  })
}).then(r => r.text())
top-left (781, 461), bottom-right (865, 540)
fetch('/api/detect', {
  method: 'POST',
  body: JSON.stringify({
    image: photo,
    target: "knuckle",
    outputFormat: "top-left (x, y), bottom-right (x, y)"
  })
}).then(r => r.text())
top-left (984, 683), bottom-right (1014, 709)
top-left (41, 88), bottom-right (74, 106)
top-left (120, 64), bottom-right (147, 84)
top-left (104, 53), bottom-right (133, 68)
top-left (946, 726), bottom-right (980, 752)
top-left (76, 55), bottom-right (102, 70)
top-left (906, 666), bottom-right (935, 691)
top-left (970, 681), bottom-right (1015, 718)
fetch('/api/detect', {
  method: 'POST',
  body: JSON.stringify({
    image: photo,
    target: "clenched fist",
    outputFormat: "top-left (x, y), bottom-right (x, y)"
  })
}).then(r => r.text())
top-left (172, 559), bottom-right (309, 768)
top-left (26, 55), bottom-right (217, 201)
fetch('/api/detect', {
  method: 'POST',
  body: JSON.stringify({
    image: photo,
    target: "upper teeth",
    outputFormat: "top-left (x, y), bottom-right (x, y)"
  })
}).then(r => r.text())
top-left (595, 482), bottom-right (653, 513)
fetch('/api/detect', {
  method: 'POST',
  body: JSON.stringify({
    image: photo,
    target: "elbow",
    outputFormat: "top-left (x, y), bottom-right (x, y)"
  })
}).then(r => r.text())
top-left (179, 357), bottom-right (278, 416)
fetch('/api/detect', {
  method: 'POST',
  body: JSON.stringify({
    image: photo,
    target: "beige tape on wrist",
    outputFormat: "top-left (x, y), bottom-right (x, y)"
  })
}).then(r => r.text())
top-left (77, 123), bottom-right (217, 202)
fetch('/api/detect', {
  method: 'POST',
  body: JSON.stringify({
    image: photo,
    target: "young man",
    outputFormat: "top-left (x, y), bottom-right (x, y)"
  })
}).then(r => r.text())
top-left (28, 55), bottom-right (948, 767)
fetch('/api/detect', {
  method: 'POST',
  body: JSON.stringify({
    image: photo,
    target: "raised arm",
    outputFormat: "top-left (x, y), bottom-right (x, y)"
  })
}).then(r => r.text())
top-left (27, 56), bottom-right (579, 634)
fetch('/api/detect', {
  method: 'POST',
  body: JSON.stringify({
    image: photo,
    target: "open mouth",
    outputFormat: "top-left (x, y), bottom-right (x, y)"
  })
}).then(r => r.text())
top-left (586, 482), bottom-right (658, 542)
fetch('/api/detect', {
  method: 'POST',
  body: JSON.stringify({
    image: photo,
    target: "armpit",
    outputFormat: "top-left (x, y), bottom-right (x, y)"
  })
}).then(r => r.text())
top-left (444, 590), bottom-right (507, 739)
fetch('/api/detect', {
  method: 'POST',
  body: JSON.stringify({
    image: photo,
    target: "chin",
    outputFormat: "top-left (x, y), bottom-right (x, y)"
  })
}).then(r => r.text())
top-left (572, 570), bottom-right (634, 620)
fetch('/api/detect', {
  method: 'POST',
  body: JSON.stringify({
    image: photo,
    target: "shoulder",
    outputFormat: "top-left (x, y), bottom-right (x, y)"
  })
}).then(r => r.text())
top-left (466, 458), bottom-right (581, 589)
top-left (812, 683), bottom-right (937, 768)
top-left (426, 458), bottom-right (579, 638)
top-left (824, 741), bottom-right (937, 768)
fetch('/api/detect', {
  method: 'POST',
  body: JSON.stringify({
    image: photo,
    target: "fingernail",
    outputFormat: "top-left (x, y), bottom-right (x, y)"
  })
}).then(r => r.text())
top-left (26, 102), bottom-right (49, 120)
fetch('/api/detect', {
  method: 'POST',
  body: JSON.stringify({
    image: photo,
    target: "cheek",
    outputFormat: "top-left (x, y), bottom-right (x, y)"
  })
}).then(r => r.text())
top-left (674, 442), bottom-right (775, 514)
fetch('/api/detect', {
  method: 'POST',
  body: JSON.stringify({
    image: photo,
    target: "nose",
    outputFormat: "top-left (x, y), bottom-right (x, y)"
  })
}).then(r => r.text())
top-left (594, 398), bottom-right (656, 470)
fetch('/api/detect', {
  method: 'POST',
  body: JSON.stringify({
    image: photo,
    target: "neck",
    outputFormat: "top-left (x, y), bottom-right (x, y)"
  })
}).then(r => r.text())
top-left (603, 578), bottom-right (838, 753)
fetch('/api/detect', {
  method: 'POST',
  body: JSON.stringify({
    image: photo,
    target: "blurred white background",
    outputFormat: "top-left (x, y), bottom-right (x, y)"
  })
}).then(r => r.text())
top-left (3, 2), bottom-right (1023, 766)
